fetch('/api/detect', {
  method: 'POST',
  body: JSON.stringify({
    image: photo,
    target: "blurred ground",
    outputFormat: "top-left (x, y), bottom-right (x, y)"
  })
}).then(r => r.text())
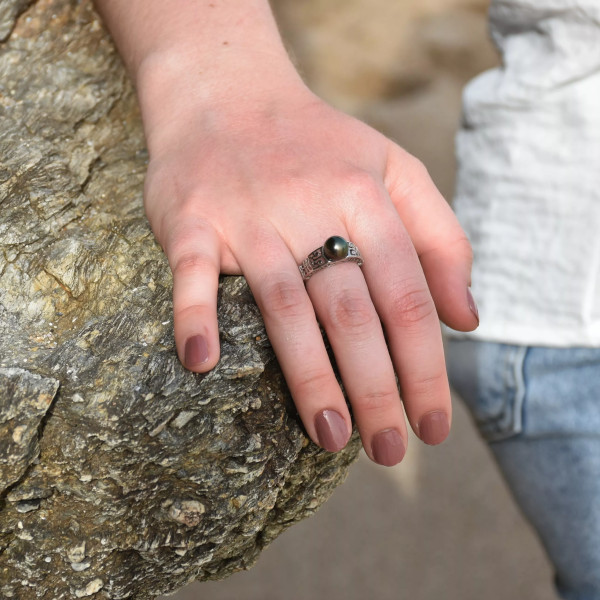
top-left (272, 0), bottom-right (499, 199)
top-left (166, 1), bottom-right (558, 598)
top-left (168, 395), bottom-right (555, 600)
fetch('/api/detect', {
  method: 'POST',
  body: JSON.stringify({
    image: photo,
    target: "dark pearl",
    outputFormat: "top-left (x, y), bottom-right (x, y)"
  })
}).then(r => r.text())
top-left (323, 236), bottom-right (349, 261)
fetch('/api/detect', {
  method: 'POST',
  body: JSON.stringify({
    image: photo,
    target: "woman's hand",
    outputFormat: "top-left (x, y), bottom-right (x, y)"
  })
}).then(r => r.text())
top-left (142, 81), bottom-right (477, 466)
top-left (94, 0), bottom-right (478, 465)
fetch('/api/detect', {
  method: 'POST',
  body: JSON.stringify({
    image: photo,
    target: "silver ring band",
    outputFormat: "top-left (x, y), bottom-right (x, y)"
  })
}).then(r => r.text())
top-left (299, 236), bottom-right (363, 281)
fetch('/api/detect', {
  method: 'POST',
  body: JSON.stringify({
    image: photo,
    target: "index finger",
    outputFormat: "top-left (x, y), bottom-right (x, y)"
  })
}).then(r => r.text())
top-left (385, 145), bottom-right (478, 332)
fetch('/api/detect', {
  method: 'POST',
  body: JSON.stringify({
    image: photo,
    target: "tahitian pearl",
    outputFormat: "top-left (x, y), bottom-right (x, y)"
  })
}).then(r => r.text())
top-left (323, 236), bottom-right (349, 261)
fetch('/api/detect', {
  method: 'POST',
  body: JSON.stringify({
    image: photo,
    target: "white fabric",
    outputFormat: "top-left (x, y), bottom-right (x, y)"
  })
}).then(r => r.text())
top-left (448, 0), bottom-right (600, 346)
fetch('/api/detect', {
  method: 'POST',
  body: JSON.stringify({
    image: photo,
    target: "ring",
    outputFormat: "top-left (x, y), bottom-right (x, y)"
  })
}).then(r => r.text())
top-left (299, 236), bottom-right (363, 281)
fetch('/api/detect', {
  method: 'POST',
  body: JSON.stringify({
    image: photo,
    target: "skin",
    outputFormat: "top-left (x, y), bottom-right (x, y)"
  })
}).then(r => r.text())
top-left (93, 0), bottom-right (479, 466)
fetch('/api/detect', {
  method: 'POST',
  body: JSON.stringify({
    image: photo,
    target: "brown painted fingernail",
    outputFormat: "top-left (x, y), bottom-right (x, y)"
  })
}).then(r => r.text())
top-left (314, 410), bottom-right (349, 452)
top-left (371, 429), bottom-right (406, 466)
top-left (467, 287), bottom-right (479, 324)
top-left (419, 411), bottom-right (450, 445)
top-left (184, 335), bottom-right (209, 368)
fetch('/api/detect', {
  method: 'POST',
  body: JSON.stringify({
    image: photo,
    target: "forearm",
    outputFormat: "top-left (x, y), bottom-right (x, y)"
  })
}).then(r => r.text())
top-left (93, 0), bottom-right (294, 77)
top-left (93, 0), bottom-right (306, 149)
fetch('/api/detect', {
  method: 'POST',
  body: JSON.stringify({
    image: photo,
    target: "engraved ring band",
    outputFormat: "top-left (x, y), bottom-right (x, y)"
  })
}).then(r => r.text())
top-left (299, 236), bottom-right (364, 282)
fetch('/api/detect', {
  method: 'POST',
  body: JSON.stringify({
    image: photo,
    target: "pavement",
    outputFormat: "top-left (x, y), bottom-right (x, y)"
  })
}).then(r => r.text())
top-left (164, 390), bottom-right (557, 600)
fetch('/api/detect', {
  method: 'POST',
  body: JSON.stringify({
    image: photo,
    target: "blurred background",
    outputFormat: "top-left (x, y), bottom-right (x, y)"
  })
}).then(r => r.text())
top-left (166, 0), bottom-right (558, 598)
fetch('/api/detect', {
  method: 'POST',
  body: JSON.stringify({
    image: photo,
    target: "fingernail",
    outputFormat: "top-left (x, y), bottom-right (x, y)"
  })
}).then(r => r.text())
top-left (419, 411), bottom-right (450, 445)
top-left (184, 335), bottom-right (209, 368)
top-left (371, 429), bottom-right (406, 466)
top-left (314, 410), bottom-right (349, 452)
top-left (467, 287), bottom-right (479, 324)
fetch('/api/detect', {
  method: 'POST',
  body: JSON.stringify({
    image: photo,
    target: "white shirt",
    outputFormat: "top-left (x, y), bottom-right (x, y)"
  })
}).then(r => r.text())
top-left (448, 0), bottom-right (600, 346)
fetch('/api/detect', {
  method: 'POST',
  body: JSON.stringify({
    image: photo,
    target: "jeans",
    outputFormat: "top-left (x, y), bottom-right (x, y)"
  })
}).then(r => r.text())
top-left (446, 339), bottom-right (600, 600)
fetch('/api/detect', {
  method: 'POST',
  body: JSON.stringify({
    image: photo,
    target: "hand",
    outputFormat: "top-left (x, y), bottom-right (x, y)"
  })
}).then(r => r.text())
top-left (141, 75), bottom-right (478, 466)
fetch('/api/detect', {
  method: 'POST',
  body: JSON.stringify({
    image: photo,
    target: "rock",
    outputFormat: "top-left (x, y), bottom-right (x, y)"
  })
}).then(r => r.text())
top-left (0, 1), bottom-right (361, 598)
top-left (0, 0), bottom-right (31, 41)
top-left (0, 368), bottom-right (59, 491)
top-left (67, 542), bottom-right (87, 565)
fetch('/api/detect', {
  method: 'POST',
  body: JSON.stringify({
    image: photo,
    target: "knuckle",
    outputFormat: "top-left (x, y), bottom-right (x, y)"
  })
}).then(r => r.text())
top-left (260, 275), bottom-right (308, 320)
top-left (174, 302), bottom-right (210, 321)
top-left (453, 235), bottom-right (474, 265)
top-left (172, 251), bottom-right (215, 277)
top-left (406, 156), bottom-right (431, 182)
top-left (355, 388), bottom-right (399, 416)
top-left (405, 371), bottom-right (448, 403)
top-left (327, 288), bottom-right (376, 332)
top-left (161, 206), bottom-right (215, 251)
top-left (169, 216), bottom-right (209, 245)
top-left (294, 368), bottom-right (334, 398)
top-left (398, 156), bottom-right (435, 196)
top-left (388, 286), bottom-right (436, 328)
top-left (344, 170), bottom-right (384, 207)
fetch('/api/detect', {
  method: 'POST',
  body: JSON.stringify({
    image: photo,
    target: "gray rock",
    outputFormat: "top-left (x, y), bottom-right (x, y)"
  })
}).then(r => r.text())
top-left (0, 1), bottom-right (360, 598)
top-left (0, 367), bottom-right (59, 491)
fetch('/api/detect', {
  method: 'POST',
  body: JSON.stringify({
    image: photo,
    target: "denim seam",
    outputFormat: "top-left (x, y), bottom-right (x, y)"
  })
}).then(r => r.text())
top-left (510, 345), bottom-right (528, 437)
top-left (488, 344), bottom-right (528, 442)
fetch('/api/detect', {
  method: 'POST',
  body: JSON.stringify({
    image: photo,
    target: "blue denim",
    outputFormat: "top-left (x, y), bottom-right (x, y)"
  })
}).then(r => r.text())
top-left (446, 339), bottom-right (600, 600)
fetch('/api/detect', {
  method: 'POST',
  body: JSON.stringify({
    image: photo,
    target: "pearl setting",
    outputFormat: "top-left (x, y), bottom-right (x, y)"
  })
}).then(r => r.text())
top-left (298, 236), bottom-right (363, 281)
top-left (323, 236), bottom-right (350, 262)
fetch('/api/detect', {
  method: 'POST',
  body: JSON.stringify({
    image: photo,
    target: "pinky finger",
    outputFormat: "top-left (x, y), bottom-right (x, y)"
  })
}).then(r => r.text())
top-left (164, 218), bottom-right (221, 373)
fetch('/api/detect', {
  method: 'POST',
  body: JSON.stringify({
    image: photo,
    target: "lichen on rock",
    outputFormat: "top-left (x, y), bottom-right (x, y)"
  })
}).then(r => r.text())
top-left (0, 1), bottom-right (360, 598)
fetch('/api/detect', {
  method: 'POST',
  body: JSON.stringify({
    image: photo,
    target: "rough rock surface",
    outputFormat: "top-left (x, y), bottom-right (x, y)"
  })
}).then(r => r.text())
top-left (0, 0), bottom-right (32, 41)
top-left (0, 1), bottom-right (361, 598)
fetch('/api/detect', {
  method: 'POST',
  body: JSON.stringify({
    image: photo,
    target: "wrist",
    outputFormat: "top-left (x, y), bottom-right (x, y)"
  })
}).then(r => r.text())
top-left (135, 45), bottom-right (308, 154)
top-left (94, 0), bottom-right (311, 153)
